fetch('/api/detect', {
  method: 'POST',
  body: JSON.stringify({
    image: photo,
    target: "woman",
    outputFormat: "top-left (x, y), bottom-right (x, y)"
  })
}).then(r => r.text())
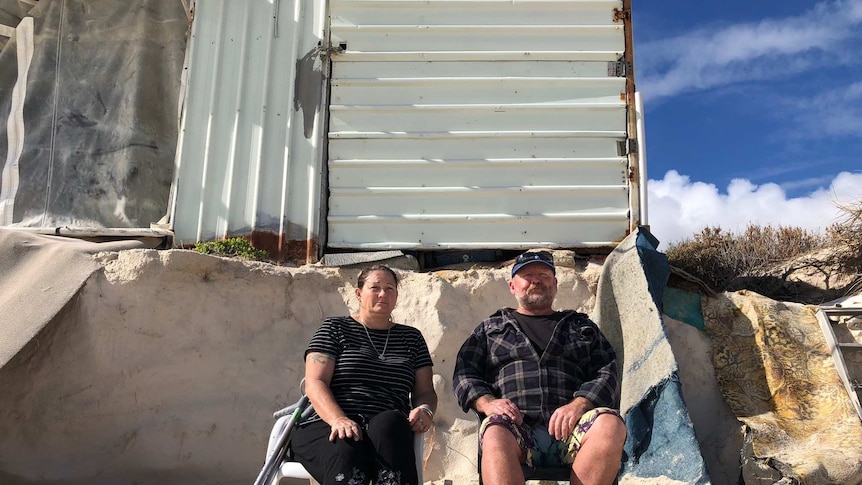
top-left (291, 265), bottom-right (437, 485)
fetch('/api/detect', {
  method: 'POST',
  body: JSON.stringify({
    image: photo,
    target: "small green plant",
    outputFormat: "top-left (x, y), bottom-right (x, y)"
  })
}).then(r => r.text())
top-left (194, 237), bottom-right (268, 261)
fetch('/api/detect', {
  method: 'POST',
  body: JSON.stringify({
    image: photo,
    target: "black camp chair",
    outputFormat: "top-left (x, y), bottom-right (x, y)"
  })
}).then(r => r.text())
top-left (475, 412), bottom-right (619, 484)
top-left (476, 413), bottom-right (569, 484)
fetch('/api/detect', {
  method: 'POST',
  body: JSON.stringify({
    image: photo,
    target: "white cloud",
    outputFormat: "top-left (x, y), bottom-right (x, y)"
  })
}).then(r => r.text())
top-left (785, 81), bottom-right (862, 138)
top-left (778, 175), bottom-right (841, 193)
top-left (647, 170), bottom-right (862, 246)
top-left (639, 0), bottom-right (862, 102)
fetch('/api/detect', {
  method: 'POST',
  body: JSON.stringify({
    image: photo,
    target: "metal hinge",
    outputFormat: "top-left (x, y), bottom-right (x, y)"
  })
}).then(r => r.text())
top-left (613, 8), bottom-right (631, 22)
top-left (617, 138), bottom-right (638, 156)
top-left (608, 57), bottom-right (631, 77)
top-left (320, 41), bottom-right (347, 58)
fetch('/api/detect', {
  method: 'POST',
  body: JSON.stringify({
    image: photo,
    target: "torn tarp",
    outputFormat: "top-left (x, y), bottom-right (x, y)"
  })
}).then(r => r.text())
top-left (0, 0), bottom-right (187, 230)
top-left (0, 228), bottom-right (154, 369)
top-left (594, 227), bottom-right (711, 484)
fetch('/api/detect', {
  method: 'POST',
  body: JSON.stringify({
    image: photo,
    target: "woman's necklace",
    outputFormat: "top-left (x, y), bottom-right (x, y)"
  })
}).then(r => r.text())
top-left (358, 317), bottom-right (391, 361)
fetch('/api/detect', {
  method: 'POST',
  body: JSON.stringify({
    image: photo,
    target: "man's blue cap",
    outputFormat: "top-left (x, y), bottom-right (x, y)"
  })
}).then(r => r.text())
top-left (511, 251), bottom-right (555, 277)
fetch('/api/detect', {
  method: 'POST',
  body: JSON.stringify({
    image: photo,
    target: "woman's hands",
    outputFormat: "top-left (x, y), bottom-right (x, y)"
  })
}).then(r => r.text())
top-left (408, 405), bottom-right (434, 433)
top-left (410, 366), bottom-right (437, 434)
top-left (329, 416), bottom-right (363, 442)
top-left (305, 352), bottom-right (360, 442)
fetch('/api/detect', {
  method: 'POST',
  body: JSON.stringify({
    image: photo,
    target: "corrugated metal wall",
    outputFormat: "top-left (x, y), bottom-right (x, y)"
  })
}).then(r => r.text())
top-left (326, 0), bottom-right (639, 250)
top-left (172, 0), bottom-right (641, 259)
top-left (170, 0), bottom-right (327, 261)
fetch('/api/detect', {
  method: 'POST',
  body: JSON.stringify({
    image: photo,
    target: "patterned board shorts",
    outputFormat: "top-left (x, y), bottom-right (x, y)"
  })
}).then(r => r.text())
top-left (479, 407), bottom-right (623, 468)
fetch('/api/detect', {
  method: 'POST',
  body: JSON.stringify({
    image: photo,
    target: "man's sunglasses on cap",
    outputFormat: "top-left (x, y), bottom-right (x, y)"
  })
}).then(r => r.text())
top-left (511, 251), bottom-right (555, 277)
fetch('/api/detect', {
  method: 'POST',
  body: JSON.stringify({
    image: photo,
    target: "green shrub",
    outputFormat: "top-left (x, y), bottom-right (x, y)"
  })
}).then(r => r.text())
top-left (194, 237), bottom-right (268, 261)
top-left (666, 198), bottom-right (862, 293)
top-left (666, 224), bottom-right (828, 291)
top-left (826, 199), bottom-right (862, 273)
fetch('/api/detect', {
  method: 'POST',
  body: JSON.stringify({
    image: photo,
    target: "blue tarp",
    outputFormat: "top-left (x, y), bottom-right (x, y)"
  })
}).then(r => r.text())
top-left (663, 287), bottom-right (706, 330)
top-left (621, 377), bottom-right (710, 484)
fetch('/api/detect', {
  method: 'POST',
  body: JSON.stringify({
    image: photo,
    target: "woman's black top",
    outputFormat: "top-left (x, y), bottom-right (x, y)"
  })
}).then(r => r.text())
top-left (303, 316), bottom-right (433, 423)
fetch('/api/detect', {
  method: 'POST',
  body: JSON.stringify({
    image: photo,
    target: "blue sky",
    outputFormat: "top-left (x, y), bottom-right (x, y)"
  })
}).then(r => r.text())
top-left (634, 0), bottom-right (862, 245)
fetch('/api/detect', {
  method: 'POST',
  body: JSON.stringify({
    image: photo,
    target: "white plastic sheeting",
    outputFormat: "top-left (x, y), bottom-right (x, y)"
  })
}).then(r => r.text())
top-left (0, 0), bottom-right (187, 231)
top-left (0, 17), bottom-right (31, 226)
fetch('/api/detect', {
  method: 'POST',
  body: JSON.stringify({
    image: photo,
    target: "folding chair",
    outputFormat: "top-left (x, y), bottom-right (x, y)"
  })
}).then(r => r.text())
top-left (255, 393), bottom-right (315, 485)
top-left (259, 393), bottom-right (425, 485)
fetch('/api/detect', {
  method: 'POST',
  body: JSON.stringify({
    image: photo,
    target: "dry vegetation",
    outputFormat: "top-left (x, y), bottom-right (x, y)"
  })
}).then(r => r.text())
top-left (666, 199), bottom-right (862, 304)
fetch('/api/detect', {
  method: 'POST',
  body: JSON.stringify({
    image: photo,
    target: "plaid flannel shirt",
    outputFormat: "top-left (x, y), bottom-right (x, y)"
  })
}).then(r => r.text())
top-left (452, 308), bottom-right (619, 426)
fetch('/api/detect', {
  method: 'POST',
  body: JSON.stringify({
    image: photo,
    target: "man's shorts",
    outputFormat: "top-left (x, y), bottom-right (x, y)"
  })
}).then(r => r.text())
top-left (479, 408), bottom-right (623, 468)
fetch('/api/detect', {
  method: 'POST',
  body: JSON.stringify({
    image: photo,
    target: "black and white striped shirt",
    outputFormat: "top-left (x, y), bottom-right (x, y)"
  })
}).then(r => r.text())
top-left (304, 316), bottom-right (433, 423)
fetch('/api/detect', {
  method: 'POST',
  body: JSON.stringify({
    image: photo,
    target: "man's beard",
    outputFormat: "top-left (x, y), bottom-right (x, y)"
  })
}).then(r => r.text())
top-left (516, 286), bottom-right (554, 311)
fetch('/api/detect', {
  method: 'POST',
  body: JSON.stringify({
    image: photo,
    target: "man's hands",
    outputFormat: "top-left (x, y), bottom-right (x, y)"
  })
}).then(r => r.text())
top-left (475, 395), bottom-right (597, 440)
top-left (329, 416), bottom-right (362, 442)
top-left (476, 396), bottom-right (523, 425)
top-left (548, 397), bottom-right (593, 440)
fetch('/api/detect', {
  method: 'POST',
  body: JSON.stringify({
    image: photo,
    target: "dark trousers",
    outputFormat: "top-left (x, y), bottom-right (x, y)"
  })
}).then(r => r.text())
top-left (291, 409), bottom-right (418, 485)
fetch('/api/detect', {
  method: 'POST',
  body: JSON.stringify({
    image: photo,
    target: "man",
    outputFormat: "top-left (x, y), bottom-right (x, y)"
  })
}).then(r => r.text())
top-left (452, 250), bottom-right (626, 485)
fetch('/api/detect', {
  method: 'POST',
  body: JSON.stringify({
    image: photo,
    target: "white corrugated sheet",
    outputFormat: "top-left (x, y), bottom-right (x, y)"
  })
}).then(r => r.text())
top-left (170, 0), bottom-right (327, 260)
top-left (172, 0), bottom-right (642, 258)
top-left (327, 0), bottom-right (639, 250)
